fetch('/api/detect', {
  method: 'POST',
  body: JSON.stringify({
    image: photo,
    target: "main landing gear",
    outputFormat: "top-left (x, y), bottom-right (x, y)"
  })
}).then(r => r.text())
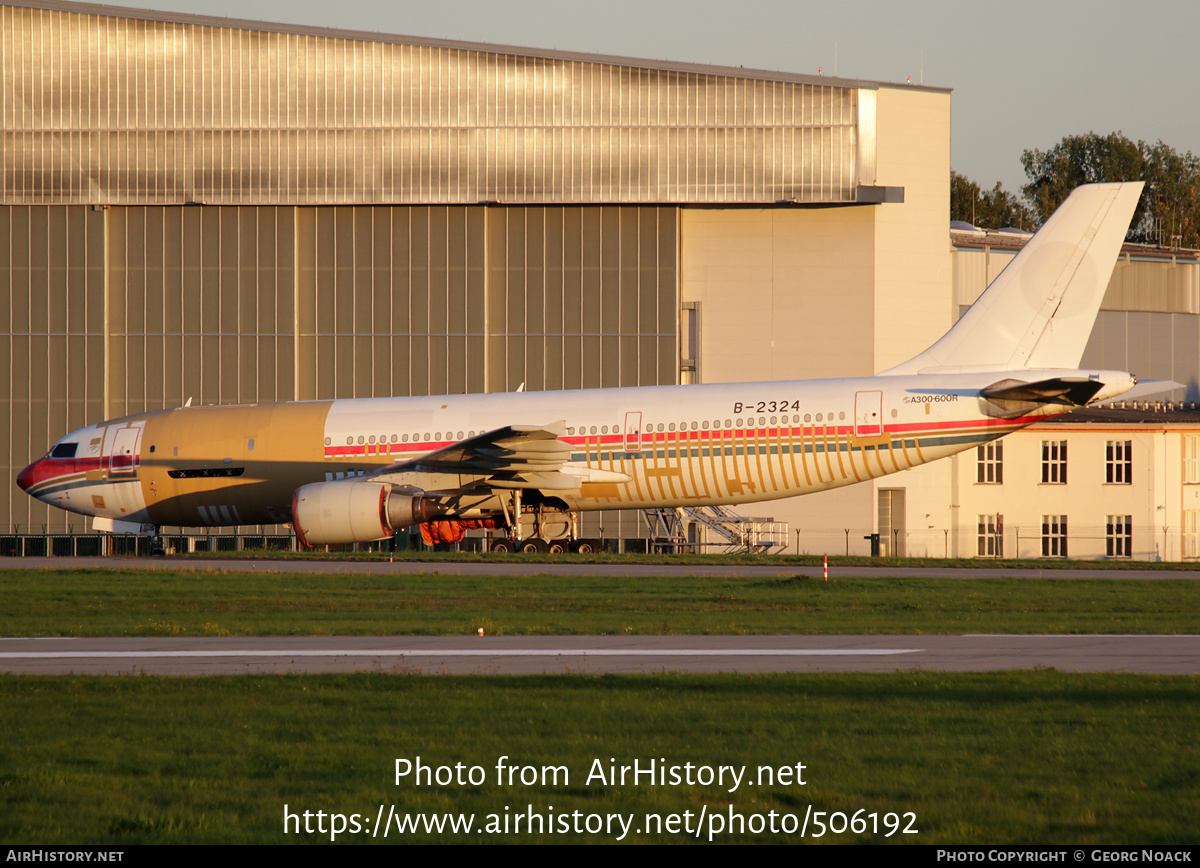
top-left (487, 537), bottom-right (606, 554)
top-left (485, 493), bottom-right (606, 553)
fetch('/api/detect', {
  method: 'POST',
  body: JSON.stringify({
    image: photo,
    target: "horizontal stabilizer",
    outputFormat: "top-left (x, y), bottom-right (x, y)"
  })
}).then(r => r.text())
top-left (1102, 379), bottom-right (1185, 403)
top-left (981, 377), bottom-right (1105, 408)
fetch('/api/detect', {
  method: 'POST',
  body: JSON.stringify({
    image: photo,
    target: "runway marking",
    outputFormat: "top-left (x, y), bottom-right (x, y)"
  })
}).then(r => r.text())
top-left (961, 634), bottom-right (1200, 638)
top-left (0, 648), bottom-right (922, 659)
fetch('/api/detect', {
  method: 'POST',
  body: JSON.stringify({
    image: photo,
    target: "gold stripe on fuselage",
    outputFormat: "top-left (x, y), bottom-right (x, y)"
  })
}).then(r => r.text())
top-left (139, 401), bottom-right (334, 526)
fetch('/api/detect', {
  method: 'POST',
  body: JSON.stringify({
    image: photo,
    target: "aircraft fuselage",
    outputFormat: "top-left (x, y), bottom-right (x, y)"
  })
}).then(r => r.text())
top-left (17, 370), bottom-right (1136, 530)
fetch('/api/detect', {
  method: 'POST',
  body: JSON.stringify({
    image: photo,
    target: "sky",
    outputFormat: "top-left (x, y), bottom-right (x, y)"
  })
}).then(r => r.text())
top-left (115, 0), bottom-right (1199, 196)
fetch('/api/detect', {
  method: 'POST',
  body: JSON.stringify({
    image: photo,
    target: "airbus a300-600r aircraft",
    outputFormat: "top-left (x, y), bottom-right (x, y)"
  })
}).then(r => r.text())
top-left (18, 183), bottom-right (1148, 553)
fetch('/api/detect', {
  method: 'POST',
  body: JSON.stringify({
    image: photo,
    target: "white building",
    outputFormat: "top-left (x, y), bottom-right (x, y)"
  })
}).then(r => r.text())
top-left (951, 405), bottom-right (1200, 562)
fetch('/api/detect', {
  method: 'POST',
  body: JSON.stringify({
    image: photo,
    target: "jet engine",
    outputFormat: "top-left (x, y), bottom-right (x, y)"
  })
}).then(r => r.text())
top-left (291, 478), bottom-right (446, 546)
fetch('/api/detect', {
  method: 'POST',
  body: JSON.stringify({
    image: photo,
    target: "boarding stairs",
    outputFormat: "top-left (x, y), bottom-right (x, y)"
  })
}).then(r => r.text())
top-left (642, 505), bottom-right (788, 553)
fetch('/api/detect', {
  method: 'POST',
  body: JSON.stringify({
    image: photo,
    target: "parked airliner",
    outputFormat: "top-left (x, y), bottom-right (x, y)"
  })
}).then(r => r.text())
top-left (17, 183), bottom-right (1145, 551)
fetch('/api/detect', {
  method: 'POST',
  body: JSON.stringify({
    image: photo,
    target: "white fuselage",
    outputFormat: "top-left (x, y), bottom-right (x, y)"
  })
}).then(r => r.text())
top-left (17, 369), bottom-right (1137, 529)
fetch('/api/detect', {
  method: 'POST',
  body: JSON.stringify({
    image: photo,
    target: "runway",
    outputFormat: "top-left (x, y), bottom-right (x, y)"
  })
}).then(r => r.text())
top-left (3, 556), bottom-right (1199, 580)
top-left (1, 634), bottom-right (1196, 675)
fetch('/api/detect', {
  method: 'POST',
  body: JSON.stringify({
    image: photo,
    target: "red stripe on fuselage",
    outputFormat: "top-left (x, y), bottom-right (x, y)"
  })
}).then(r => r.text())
top-left (318, 415), bottom-right (1036, 463)
top-left (17, 457), bottom-right (105, 492)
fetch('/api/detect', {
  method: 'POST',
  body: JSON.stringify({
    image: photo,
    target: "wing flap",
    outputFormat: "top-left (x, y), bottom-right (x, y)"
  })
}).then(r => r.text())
top-left (377, 421), bottom-right (599, 491)
top-left (369, 421), bottom-right (631, 492)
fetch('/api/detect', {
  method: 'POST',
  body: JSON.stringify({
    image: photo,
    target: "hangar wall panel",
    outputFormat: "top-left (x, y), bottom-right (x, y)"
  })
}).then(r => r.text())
top-left (3, 3), bottom-right (864, 205)
top-left (1081, 311), bottom-right (1198, 402)
top-left (954, 248), bottom-right (1199, 315)
top-left (486, 206), bottom-right (677, 393)
top-left (3, 202), bottom-right (678, 533)
top-left (1, 204), bottom-right (105, 532)
top-left (105, 205), bottom-right (298, 417)
top-left (294, 206), bottom-right (489, 401)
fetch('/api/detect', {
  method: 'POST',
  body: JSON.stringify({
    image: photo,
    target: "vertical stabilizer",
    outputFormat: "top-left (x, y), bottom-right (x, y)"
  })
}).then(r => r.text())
top-left (881, 181), bottom-right (1143, 375)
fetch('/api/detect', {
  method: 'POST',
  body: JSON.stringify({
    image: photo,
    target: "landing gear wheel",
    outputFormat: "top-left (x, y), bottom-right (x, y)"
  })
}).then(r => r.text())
top-left (571, 538), bottom-right (605, 554)
top-left (149, 536), bottom-right (166, 558)
top-left (489, 539), bottom-right (516, 553)
top-left (519, 538), bottom-right (550, 553)
top-left (546, 540), bottom-right (568, 554)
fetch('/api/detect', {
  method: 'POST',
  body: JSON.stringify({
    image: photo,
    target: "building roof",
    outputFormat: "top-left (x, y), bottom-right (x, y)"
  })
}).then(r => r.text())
top-left (951, 227), bottom-right (1200, 263)
top-left (4, 0), bottom-right (935, 205)
top-left (14, 0), bottom-right (952, 93)
top-left (1042, 404), bottom-right (1200, 426)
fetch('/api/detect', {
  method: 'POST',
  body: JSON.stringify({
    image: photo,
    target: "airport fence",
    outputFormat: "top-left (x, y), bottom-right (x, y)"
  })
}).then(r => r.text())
top-left (0, 533), bottom-right (298, 557)
top-left (2, 527), bottom-right (1194, 561)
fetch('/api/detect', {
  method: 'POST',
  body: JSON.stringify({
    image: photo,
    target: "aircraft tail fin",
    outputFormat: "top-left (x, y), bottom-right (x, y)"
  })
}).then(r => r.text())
top-left (881, 181), bottom-right (1143, 375)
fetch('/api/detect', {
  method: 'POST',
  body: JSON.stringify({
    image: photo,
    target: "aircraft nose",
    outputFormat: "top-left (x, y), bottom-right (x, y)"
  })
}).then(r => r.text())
top-left (16, 459), bottom-right (41, 493)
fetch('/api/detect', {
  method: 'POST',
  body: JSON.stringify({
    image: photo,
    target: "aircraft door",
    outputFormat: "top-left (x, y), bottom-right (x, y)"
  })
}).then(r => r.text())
top-left (97, 421), bottom-right (149, 520)
top-left (108, 425), bottom-right (142, 476)
top-left (624, 411), bottom-right (643, 452)
top-left (854, 391), bottom-right (884, 438)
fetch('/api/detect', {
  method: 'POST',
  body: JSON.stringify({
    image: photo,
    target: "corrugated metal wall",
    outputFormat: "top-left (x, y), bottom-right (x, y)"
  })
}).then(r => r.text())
top-left (3, 202), bottom-right (678, 533)
top-left (293, 206), bottom-right (487, 401)
top-left (2, 3), bottom-right (860, 205)
top-left (485, 207), bottom-right (677, 393)
top-left (1083, 311), bottom-right (1197, 402)
top-left (954, 247), bottom-right (1200, 315)
top-left (1, 205), bottom-right (106, 532)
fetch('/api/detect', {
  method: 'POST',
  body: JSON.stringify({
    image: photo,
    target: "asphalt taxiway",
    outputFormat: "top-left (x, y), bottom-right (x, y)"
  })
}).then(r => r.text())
top-left (4, 557), bottom-right (1195, 676)
top-left (1, 634), bottom-right (1196, 675)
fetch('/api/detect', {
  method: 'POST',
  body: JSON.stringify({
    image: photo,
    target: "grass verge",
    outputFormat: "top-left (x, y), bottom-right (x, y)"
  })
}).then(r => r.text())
top-left (1, 672), bottom-right (1195, 844)
top-left (2, 569), bottom-right (1198, 636)
top-left (178, 548), bottom-right (1200, 570)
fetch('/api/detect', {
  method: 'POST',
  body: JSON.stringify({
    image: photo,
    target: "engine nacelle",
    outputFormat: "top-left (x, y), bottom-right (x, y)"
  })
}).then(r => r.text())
top-left (291, 478), bottom-right (445, 546)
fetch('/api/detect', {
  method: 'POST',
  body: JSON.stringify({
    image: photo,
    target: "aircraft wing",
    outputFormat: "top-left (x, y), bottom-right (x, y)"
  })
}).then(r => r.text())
top-left (377, 421), bottom-right (621, 490)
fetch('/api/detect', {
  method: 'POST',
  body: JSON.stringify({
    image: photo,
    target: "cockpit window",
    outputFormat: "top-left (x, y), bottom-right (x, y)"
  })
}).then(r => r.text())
top-left (50, 443), bottom-right (78, 459)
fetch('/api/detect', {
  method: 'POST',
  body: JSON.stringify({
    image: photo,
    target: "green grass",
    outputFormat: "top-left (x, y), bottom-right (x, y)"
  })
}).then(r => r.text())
top-left (2, 568), bottom-right (1198, 636)
top-left (1, 672), bottom-right (1195, 844)
top-left (183, 548), bottom-right (1200, 570)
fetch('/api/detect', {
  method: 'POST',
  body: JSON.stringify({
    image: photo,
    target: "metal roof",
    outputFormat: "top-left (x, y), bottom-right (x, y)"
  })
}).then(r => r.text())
top-left (1042, 405), bottom-right (1200, 426)
top-left (3, 0), bottom-right (920, 205)
top-left (13, 0), bottom-right (951, 93)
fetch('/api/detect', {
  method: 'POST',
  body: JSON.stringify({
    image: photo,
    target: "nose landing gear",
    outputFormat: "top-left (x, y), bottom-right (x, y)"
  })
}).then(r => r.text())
top-left (149, 527), bottom-right (166, 557)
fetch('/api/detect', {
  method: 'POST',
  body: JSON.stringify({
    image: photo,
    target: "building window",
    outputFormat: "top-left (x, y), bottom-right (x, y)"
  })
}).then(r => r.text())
top-left (977, 514), bottom-right (1004, 557)
top-left (1106, 515), bottom-right (1132, 558)
top-left (1042, 514), bottom-right (1068, 557)
top-left (976, 440), bottom-right (1003, 484)
top-left (1185, 436), bottom-right (1200, 484)
top-left (1106, 440), bottom-right (1132, 484)
top-left (1186, 511), bottom-right (1200, 559)
top-left (1041, 440), bottom-right (1067, 484)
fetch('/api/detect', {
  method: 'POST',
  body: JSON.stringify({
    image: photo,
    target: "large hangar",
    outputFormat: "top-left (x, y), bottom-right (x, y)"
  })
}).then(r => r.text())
top-left (1, 0), bottom-right (951, 544)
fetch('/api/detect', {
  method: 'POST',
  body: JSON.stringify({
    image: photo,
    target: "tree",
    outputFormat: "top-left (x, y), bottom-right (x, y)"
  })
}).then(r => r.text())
top-left (1141, 140), bottom-right (1200, 248)
top-left (1021, 132), bottom-right (1200, 248)
top-left (950, 171), bottom-right (1035, 230)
